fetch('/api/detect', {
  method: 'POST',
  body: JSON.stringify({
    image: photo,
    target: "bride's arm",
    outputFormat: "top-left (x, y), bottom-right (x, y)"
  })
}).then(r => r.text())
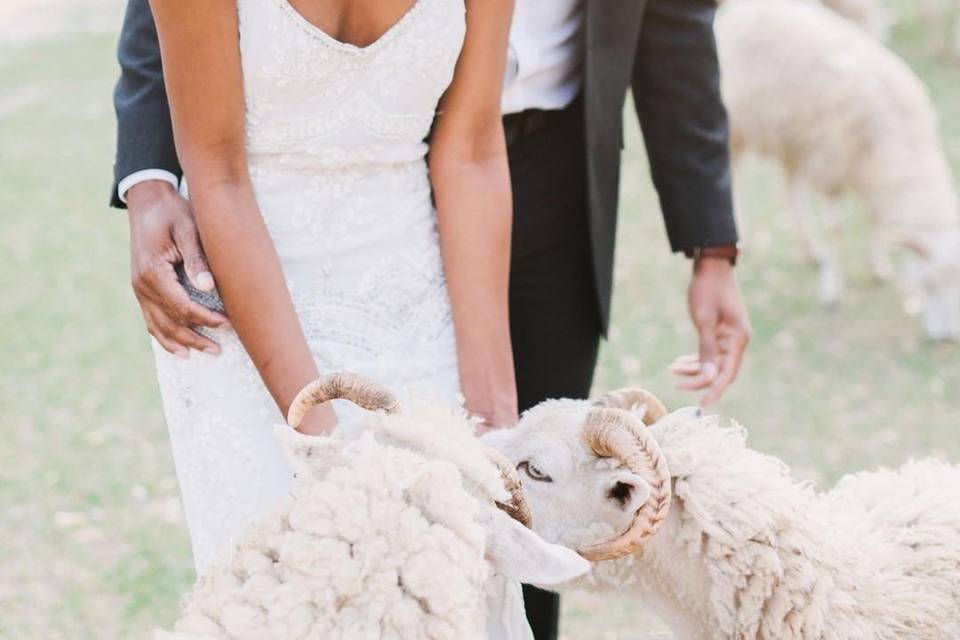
top-left (429, 0), bottom-right (517, 428)
top-left (148, 0), bottom-right (335, 434)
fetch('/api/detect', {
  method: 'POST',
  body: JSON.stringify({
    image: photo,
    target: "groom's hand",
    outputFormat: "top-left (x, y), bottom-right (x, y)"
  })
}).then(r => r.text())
top-left (671, 257), bottom-right (751, 406)
top-left (127, 180), bottom-right (229, 357)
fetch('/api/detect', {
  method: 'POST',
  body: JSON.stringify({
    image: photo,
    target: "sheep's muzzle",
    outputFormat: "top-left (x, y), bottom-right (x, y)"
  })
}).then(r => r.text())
top-left (578, 387), bottom-right (672, 562)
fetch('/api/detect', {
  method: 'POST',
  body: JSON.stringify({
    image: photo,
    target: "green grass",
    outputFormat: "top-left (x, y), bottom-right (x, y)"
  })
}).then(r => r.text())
top-left (0, 3), bottom-right (957, 638)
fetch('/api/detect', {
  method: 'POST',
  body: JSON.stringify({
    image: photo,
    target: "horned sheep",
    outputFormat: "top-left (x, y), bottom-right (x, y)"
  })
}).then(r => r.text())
top-left (157, 374), bottom-right (588, 640)
top-left (484, 387), bottom-right (960, 639)
top-left (716, 0), bottom-right (960, 340)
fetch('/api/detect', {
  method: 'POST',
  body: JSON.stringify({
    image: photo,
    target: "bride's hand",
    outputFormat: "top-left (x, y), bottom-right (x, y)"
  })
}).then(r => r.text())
top-left (474, 419), bottom-right (514, 437)
top-left (464, 384), bottom-right (519, 434)
top-left (294, 402), bottom-right (339, 436)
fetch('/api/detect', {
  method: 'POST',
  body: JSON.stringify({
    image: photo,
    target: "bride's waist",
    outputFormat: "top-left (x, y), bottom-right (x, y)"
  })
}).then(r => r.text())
top-left (247, 151), bottom-right (429, 179)
top-left (251, 156), bottom-right (430, 204)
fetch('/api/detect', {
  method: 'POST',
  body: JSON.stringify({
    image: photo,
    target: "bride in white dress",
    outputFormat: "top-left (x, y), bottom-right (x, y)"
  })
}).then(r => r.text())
top-left (147, 0), bottom-right (517, 585)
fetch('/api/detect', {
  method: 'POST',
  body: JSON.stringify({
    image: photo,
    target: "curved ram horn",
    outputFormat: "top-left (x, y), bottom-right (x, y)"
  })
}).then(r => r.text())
top-left (578, 408), bottom-right (672, 562)
top-left (287, 372), bottom-right (400, 429)
top-left (485, 448), bottom-right (533, 528)
top-left (594, 388), bottom-right (668, 425)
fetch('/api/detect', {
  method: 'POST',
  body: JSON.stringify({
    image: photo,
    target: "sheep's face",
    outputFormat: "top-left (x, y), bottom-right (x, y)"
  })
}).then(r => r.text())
top-left (482, 400), bottom-right (652, 552)
top-left (901, 232), bottom-right (960, 341)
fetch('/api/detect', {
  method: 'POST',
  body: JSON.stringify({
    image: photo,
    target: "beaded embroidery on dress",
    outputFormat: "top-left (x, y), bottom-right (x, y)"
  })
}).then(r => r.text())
top-left (151, 0), bottom-right (466, 576)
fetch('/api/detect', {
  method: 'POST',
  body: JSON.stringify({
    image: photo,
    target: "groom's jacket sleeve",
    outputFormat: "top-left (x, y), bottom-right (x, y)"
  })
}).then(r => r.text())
top-left (631, 0), bottom-right (738, 253)
top-left (110, 0), bottom-right (181, 209)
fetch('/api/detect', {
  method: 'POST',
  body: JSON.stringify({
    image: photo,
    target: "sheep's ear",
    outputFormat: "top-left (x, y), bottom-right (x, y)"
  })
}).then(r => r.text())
top-left (605, 471), bottom-right (651, 514)
top-left (484, 509), bottom-right (590, 586)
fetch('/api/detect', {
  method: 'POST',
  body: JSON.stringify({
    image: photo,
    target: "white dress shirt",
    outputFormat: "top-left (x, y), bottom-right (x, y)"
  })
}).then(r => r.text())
top-left (118, 0), bottom-right (586, 201)
top-left (501, 0), bottom-right (585, 115)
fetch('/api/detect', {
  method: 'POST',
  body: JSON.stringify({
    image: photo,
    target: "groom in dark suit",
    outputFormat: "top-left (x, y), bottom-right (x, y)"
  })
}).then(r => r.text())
top-left (111, 0), bottom-right (750, 638)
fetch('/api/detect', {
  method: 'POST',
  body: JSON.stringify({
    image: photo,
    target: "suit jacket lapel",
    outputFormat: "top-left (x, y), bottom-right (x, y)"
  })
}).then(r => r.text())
top-left (585, 0), bottom-right (647, 82)
top-left (583, 0), bottom-right (647, 153)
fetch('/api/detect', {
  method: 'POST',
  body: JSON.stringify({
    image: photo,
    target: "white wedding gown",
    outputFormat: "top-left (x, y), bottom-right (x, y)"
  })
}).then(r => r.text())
top-left (152, 3), bottom-right (534, 637)
top-left (152, 0), bottom-right (466, 576)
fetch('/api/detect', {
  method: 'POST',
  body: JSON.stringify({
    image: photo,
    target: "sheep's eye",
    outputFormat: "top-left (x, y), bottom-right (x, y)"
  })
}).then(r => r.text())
top-left (518, 461), bottom-right (552, 483)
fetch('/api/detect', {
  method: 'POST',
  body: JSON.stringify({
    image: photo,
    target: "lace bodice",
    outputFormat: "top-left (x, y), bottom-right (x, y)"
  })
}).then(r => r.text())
top-left (239, 0), bottom-right (465, 167)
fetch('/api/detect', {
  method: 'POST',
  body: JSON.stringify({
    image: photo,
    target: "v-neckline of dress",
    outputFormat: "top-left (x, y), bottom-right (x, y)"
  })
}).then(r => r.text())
top-left (277, 0), bottom-right (425, 54)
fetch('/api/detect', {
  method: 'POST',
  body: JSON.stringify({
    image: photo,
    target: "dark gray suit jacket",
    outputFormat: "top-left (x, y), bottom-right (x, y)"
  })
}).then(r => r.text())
top-left (111, 0), bottom-right (737, 328)
top-left (584, 0), bottom-right (737, 327)
top-left (110, 0), bottom-right (178, 208)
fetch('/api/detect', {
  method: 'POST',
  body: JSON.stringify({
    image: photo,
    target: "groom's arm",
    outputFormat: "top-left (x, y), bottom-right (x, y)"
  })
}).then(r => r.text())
top-left (632, 0), bottom-right (750, 406)
top-left (631, 0), bottom-right (737, 253)
top-left (111, 0), bottom-right (181, 208)
top-left (110, 0), bottom-right (228, 356)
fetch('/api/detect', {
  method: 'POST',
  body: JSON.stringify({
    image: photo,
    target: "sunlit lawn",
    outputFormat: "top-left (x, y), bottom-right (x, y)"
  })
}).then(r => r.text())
top-left (1, 2), bottom-right (957, 638)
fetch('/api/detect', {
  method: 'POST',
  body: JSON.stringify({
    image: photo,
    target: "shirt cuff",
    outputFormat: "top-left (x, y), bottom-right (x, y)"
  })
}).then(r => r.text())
top-left (117, 169), bottom-right (180, 204)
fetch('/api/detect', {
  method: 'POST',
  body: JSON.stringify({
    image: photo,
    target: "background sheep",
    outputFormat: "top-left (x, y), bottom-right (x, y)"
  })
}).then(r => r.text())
top-left (159, 374), bottom-right (589, 640)
top-left (917, 0), bottom-right (960, 58)
top-left (716, 0), bottom-right (960, 340)
top-left (484, 387), bottom-right (960, 639)
top-left (821, 0), bottom-right (895, 39)
top-left (715, 0), bottom-right (894, 40)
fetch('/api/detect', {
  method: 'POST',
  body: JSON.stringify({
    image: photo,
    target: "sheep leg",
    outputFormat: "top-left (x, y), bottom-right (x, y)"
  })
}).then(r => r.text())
top-left (785, 176), bottom-right (845, 304)
top-left (816, 196), bottom-right (845, 307)
top-left (869, 231), bottom-right (896, 284)
top-left (785, 175), bottom-right (826, 265)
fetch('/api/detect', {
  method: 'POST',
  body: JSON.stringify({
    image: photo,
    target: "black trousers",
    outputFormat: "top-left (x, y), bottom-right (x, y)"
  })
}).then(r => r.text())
top-left (506, 98), bottom-right (603, 640)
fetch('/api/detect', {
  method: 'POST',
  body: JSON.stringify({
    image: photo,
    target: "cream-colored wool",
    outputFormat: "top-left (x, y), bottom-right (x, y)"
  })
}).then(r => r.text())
top-left (598, 415), bottom-right (960, 638)
top-left (156, 400), bottom-right (543, 640)
top-left (918, 0), bottom-right (960, 58)
top-left (716, 0), bottom-right (960, 337)
top-left (715, 0), bottom-right (893, 40)
top-left (486, 396), bottom-right (960, 639)
top-left (161, 435), bottom-right (490, 639)
top-left (822, 0), bottom-right (893, 39)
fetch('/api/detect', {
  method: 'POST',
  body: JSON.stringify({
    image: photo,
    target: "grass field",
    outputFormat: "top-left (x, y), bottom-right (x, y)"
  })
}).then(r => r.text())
top-left (1, 2), bottom-right (957, 638)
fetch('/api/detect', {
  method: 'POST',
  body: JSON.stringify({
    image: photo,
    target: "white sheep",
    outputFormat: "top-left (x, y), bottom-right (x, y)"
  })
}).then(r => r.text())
top-left (484, 387), bottom-right (960, 639)
top-left (714, 0), bottom-right (894, 41)
top-left (716, 0), bottom-right (960, 340)
top-left (158, 373), bottom-right (589, 640)
top-left (917, 0), bottom-right (960, 58)
top-left (821, 0), bottom-right (894, 39)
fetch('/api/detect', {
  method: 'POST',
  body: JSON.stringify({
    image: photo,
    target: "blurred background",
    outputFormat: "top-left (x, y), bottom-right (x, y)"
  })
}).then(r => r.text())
top-left (0, 0), bottom-right (956, 637)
